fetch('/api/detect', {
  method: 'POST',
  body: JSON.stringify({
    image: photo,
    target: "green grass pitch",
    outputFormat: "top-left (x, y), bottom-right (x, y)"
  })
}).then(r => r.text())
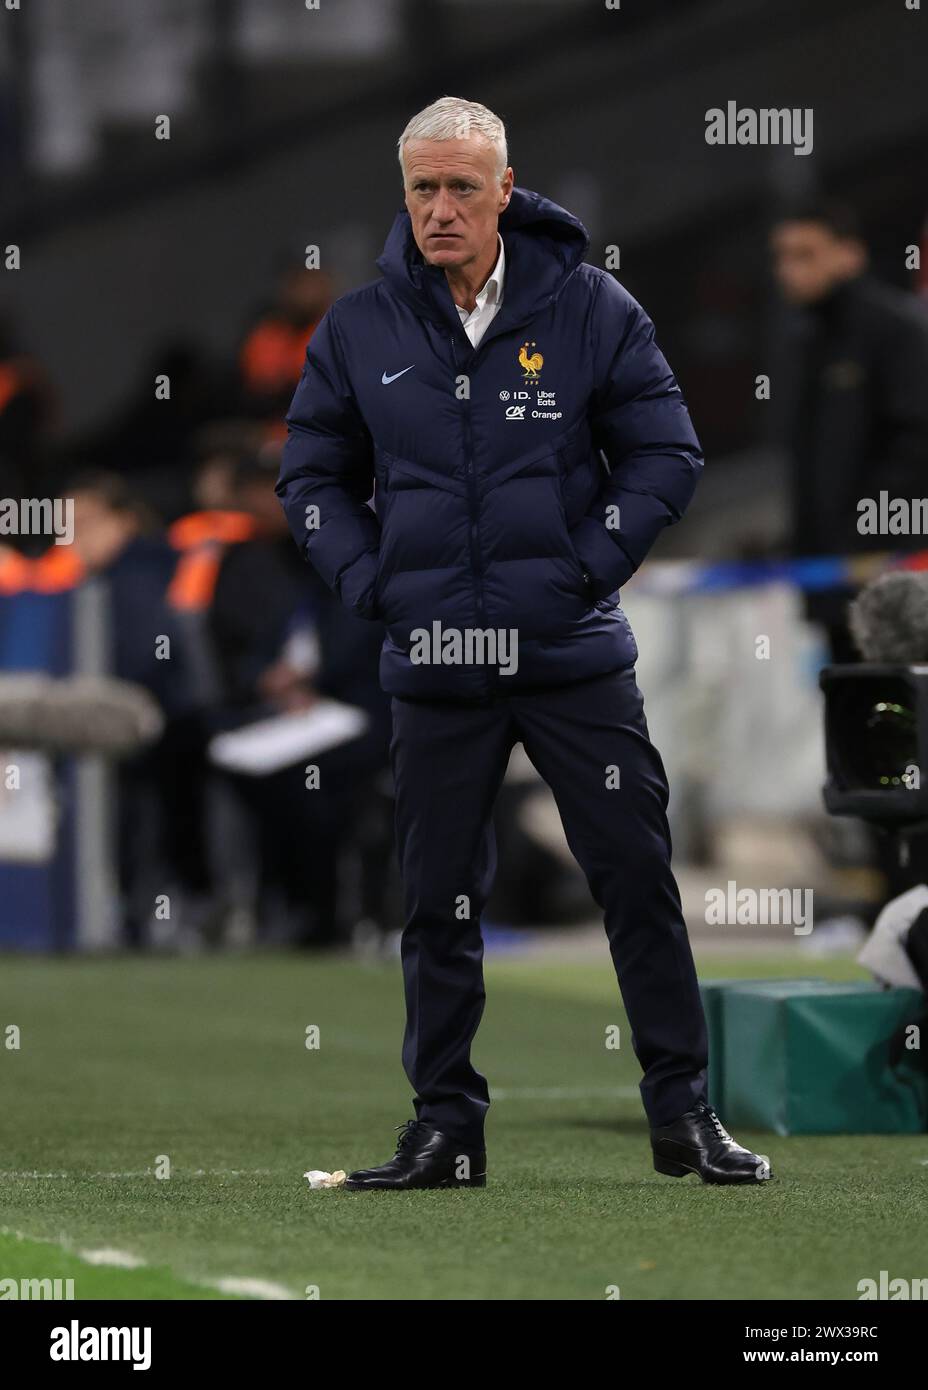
top-left (2, 950), bottom-right (926, 1300)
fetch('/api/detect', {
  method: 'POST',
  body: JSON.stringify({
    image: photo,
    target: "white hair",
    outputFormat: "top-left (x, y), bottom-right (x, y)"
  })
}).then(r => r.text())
top-left (397, 96), bottom-right (508, 180)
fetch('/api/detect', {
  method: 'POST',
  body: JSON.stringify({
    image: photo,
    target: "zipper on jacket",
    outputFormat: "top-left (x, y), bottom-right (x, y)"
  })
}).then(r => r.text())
top-left (451, 330), bottom-right (492, 696)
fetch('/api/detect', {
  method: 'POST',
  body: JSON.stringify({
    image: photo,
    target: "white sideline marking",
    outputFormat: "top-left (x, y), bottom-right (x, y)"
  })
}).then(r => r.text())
top-left (0, 1227), bottom-right (296, 1301)
top-left (212, 1276), bottom-right (292, 1301)
top-left (490, 1085), bottom-right (640, 1101)
top-left (0, 1168), bottom-right (272, 1180)
top-left (1, 1228), bottom-right (59, 1246)
top-left (80, 1247), bottom-right (145, 1268)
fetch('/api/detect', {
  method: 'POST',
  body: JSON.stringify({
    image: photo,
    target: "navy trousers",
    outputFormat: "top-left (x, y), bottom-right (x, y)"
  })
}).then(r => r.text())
top-left (390, 666), bottom-right (709, 1147)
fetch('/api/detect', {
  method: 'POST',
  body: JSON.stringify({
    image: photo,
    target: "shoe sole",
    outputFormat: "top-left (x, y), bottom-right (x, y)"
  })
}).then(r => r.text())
top-left (653, 1155), bottom-right (693, 1178)
top-left (653, 1154), bottom-right (772, 1184)
top-left (343, 1173), bottom-right (487, 1192)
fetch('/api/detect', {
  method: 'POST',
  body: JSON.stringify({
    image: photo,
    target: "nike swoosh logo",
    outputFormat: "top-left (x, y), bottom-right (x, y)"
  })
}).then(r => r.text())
top-left (381, 365), bottom-right (415, 385)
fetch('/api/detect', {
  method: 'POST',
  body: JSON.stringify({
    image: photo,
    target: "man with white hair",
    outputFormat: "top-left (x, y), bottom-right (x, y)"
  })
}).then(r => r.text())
top-left (277, 97), bottom-right (772, 1189)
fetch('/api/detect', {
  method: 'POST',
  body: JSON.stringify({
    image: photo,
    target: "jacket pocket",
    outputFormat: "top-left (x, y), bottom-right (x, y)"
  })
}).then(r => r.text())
top-left (555, 446), bottom-right (593, 598)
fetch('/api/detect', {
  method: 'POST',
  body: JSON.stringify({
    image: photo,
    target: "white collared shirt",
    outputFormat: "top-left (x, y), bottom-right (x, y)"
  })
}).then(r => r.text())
top-left (455, 234), bottom-right (505, 348)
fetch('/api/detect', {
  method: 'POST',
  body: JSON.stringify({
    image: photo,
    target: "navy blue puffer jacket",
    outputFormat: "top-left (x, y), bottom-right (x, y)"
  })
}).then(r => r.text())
top-left (277, 187), bottom-right (703, 700)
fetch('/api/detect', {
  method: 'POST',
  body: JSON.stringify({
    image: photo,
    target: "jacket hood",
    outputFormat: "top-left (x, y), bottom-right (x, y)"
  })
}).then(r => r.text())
top-left (376, 185), bottom-right (590, 332)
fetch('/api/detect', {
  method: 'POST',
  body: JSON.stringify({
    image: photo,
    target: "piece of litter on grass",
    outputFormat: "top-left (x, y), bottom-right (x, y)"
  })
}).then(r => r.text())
top-left (303, 1169), bottom-right (347, 1190)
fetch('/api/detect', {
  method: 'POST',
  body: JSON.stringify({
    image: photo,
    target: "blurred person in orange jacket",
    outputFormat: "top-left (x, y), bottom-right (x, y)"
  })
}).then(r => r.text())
top-left (239, 264), bottom-right (334, 426)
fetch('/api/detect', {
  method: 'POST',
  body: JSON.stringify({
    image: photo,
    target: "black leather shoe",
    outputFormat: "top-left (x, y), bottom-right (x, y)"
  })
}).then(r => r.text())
top-left (344, 1120), bottom-right (487, 1191)
top-left (651, 1102), bottom-right (773, 1184)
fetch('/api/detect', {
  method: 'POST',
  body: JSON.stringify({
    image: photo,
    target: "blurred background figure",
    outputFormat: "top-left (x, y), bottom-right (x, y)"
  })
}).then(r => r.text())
top-left (67, 471), bottom-right (209, 946)
top-left (0, 310), bottom-right (55, 515)
top-left (169, 437), bottom-right (396, 948)
top-left (74, 341), bottom-right (234, 523)
top-left (771, 200), bottom-right (928, 662)
top-left (238, 264), bottom-right (334, 433)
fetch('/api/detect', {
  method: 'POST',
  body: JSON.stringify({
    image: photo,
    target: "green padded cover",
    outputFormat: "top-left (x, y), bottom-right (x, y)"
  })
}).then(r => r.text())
top-left (721, 981), bottom-right (928, 1135)
top-left (699, 978), bottom-right (827, 1112)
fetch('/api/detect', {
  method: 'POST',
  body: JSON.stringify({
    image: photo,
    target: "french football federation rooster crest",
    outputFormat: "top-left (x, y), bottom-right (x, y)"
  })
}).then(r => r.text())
top-left (519, 340), bottom-right (544, 379)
